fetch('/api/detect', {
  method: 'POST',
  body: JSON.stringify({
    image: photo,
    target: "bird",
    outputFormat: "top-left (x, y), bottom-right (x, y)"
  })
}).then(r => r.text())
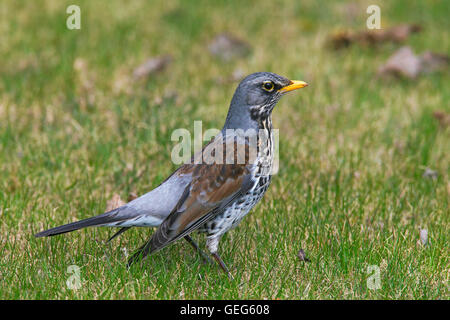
top-left (35, 72), bottom-right (308, 277)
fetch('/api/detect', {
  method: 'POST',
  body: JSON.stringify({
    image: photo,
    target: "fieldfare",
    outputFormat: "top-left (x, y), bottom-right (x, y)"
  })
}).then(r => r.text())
top-left (35, 72), bottom-right (308, 277)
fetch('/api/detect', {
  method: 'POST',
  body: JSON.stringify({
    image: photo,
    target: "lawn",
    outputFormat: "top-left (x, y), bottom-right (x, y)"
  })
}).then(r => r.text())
top-left (0, 0), bottom-right (448, 299)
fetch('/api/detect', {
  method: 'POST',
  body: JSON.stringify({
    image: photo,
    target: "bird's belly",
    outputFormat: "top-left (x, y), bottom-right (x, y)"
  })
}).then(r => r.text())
top-left (199, 175), bottom-right (271, 237)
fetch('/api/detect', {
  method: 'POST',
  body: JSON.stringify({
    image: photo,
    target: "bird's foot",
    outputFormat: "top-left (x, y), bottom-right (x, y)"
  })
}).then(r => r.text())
top-left (212, 252), bottom-right (234, 280)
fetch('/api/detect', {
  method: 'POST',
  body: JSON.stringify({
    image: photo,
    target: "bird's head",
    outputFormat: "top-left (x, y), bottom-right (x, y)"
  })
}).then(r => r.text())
top-left (223, 72), bottom-right (308, 130)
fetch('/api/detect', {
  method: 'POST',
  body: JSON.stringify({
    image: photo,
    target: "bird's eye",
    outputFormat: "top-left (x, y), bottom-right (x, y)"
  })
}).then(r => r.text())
top-left (262, 81), bottom-right (275, 92)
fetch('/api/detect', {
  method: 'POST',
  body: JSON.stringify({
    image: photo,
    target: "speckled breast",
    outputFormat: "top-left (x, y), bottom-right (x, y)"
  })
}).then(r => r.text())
top-left (198, 120), bottom-right (275, 237)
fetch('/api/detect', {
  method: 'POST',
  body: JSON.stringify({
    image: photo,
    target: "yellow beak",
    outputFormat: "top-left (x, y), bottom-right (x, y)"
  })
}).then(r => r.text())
top-left (278, 80), bottom-right (308, 93)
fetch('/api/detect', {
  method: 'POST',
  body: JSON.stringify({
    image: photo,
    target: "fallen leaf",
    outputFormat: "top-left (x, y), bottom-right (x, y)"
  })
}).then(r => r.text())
top-left (432, 111), bottom-right (450, 128)
top-left (208, 33), bottom-right (251, 61)
top-left (127, 192), bottom-right (138, 202)
top-left (329, 31), bottom-right (353, 49)
top-left (420, 51), bottom-right (450, 74)
top-left (377, 46), bottom-right (422, 79)
top-left (329, 24), bottom-right (422, 49)
top-left (383, 24), bottom-right (422, 42)
top-left (297, 249), bottom-right (311, 262)
top-left (378, 47), bottom-right (449, 79)
top-left (422, 167), bottom-right (438, 180)
top-left (133, 55), bottom-right (172, 80)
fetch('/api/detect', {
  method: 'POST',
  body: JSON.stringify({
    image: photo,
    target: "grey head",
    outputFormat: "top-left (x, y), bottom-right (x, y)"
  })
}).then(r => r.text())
top-left (222, 72), bottom-right (308, 131)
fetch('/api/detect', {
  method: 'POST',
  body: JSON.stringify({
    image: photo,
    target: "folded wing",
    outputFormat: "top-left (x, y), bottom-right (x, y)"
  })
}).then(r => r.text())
top-left (128, 136), bottom-right (256, 265)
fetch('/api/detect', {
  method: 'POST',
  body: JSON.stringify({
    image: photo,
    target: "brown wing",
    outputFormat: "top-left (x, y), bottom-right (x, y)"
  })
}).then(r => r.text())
top-left (127, 135), bottom-right (256, 265)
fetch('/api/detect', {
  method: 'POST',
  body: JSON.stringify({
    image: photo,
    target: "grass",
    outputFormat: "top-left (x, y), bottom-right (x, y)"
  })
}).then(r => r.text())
top-left (0, 0), bottom-right (449, 299)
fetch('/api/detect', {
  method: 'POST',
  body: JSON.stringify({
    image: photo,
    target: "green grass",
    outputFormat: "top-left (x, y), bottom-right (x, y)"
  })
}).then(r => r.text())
top-left (0, 0), bottom-right (449, 299)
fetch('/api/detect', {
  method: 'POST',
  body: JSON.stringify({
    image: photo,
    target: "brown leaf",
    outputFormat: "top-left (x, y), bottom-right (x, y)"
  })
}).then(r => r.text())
top-left (422, 167), bottom-right (438, 180)
top-left (377, 46), bottom-right (422, 79)
top-left (420, 51), bottom-right (450, 74)
top-left (133, 55), bottom-right (172, 80)
top-left (329, 31), bottom-right (353, 49)
top-left (297, 249), bottom-right (311, 262)
top-left (329, 24), bottom-right (422, 49)
top-left (432, 111), bottom-right (450, 128)
top-left (127, 192), bottom-right (138, 202)
top-left (378, 47), bottom-right (449, 79)
top-left (208, 33), bottom-right (251, 61)
top-left (383, 24), bottom-right (422, 42)
top-left (106, 194), bottom-right (126, 211)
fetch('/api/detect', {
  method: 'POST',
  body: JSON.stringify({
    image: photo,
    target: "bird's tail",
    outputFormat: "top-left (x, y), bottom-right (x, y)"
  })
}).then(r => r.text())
top-left (34, 208), bottom-right (126, 238)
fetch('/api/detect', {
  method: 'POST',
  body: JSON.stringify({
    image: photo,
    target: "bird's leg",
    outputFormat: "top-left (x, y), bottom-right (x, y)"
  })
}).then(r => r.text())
top-left (128, 235), bottom-right (211, 268)
top-left (183, 235), bottom-right (213, 264)
top-left (207, 237), bottom-right (233, 279)
top-left (107, 229), bottom-right (208, 263)
top-left (212, 252), bottom-right (233, 279)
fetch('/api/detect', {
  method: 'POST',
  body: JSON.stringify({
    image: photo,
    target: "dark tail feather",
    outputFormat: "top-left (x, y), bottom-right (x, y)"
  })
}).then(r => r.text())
top-left (107, 227), bottom-right (130, 243)
top-left (35, 210), bottom-right (123, 238)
